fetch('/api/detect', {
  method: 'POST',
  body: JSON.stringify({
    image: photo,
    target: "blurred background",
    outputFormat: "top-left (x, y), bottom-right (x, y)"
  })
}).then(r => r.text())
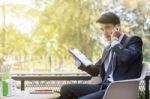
top-left (0, 0), bottom-right (150, 73)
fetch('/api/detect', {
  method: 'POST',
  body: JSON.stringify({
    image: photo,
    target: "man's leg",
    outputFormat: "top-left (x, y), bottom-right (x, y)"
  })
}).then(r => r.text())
top-left (78, 89), bottom-right (105, 99)
top-left (60, 84), bottom-right (101, 99)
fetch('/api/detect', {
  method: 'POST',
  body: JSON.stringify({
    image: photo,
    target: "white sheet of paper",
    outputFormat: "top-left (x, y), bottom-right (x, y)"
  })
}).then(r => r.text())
top-left (69, 48), bottom-right (92, 66)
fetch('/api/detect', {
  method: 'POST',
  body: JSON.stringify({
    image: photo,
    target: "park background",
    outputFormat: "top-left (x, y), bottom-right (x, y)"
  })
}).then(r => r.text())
top-left (0, 0), bottom-right (150, 73)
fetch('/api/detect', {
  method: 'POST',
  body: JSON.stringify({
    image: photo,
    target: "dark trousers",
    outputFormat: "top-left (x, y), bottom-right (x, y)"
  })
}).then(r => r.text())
top-left (59, 82), bottom-right (110, 99)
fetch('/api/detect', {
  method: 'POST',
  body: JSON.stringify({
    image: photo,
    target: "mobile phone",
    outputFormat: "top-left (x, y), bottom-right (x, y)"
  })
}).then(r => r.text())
top-left (110, 26), bottom-right (120, 35)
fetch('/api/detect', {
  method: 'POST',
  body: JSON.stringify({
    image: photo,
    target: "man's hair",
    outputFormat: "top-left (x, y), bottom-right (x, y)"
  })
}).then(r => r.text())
top-left (96, 12), bottom-right (120, 25)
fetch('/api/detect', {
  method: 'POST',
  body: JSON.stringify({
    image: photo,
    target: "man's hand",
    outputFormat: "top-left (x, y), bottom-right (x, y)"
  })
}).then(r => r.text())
top-left (75, 60), bottom-right (86, 71)
top-left (111, 27), bottom-right (121, 40)
top-left (75, 60), bottom-right (82, 67)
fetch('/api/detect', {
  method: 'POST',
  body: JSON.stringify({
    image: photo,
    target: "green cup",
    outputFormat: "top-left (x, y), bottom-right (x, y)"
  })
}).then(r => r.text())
top-left (2, 72), bottom-right (11, 96)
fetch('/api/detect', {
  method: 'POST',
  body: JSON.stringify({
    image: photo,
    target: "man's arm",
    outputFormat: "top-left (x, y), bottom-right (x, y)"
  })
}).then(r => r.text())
top-left (77, 46), bottom-right (109, 76)
top-left (78, 58), bottom-right (102, 76)
top-left (111, 36), bottom-right (143, 64)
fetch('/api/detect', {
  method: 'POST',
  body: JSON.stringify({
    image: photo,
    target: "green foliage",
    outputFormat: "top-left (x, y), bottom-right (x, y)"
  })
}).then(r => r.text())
top-left (0, 0), bottom-right (149, 72)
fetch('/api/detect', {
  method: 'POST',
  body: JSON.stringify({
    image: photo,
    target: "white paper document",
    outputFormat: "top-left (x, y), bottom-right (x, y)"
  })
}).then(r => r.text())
top-left (68, 48), bottom-right (92, 67)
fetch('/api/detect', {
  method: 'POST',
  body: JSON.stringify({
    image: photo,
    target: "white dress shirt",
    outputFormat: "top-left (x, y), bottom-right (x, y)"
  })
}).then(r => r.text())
top-left (104, 33), bottom-right (124, 82)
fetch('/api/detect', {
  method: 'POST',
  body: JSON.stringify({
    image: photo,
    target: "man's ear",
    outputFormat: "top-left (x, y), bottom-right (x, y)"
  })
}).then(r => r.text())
top-left (115, 24), bottom-right (121, 31)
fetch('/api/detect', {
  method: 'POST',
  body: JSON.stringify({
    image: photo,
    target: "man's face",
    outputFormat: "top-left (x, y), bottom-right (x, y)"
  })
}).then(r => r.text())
top-left (99, 23), bottom-right (115, 41)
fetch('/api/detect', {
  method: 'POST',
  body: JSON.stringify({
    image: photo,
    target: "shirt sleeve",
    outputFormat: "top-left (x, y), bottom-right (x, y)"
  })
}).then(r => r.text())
top-left (111, 40), bottom-right (120, 47)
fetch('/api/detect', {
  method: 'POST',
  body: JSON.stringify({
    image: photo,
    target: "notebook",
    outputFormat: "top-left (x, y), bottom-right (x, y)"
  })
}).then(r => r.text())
top-left (30, 89), bottom-right (54, 94)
